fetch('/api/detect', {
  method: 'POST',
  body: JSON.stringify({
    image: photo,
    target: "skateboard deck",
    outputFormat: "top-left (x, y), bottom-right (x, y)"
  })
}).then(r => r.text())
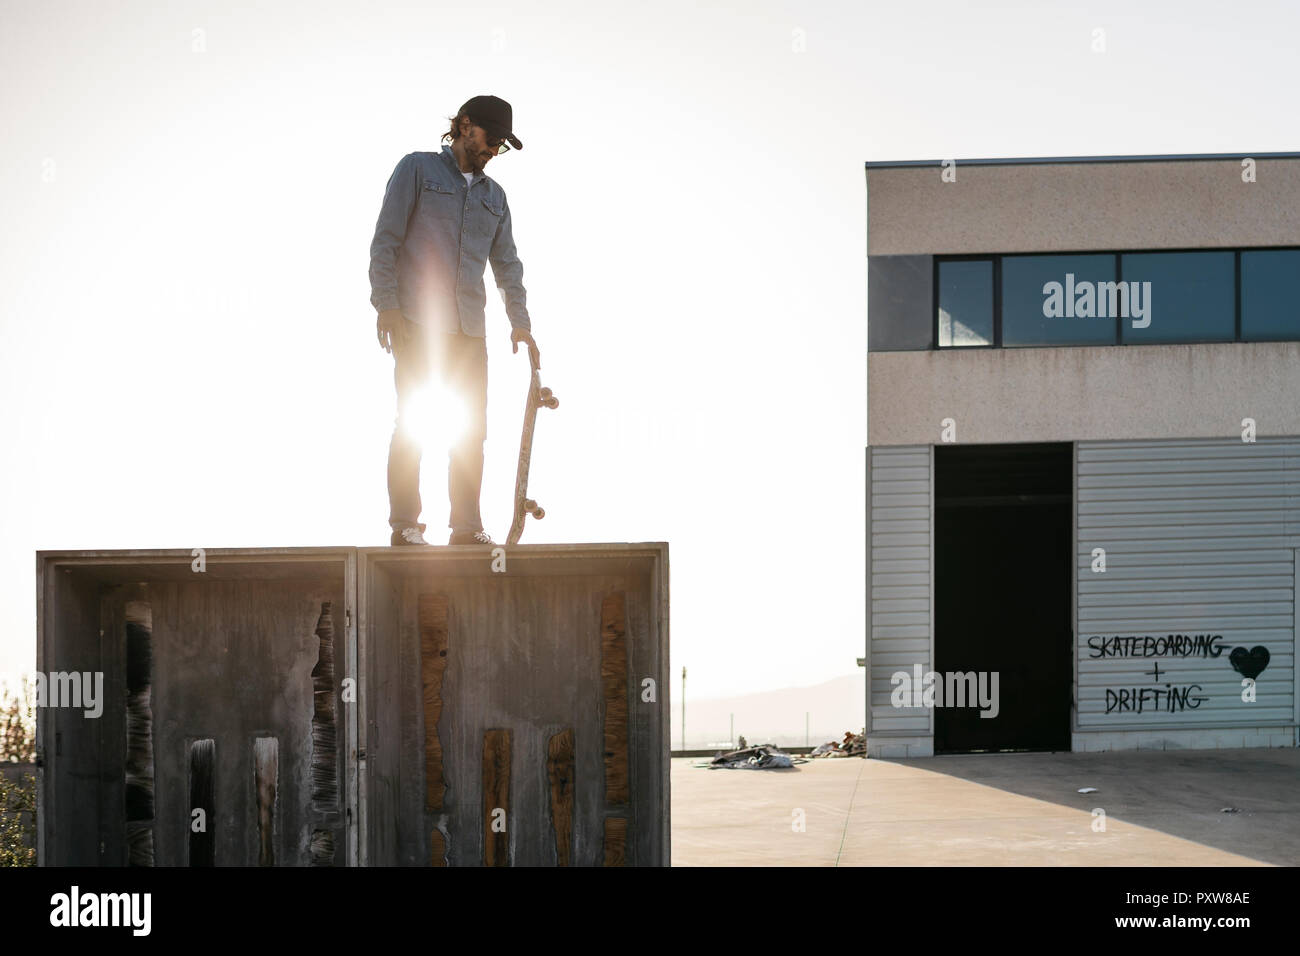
top-left (506, 355), bottom-right (557, 544)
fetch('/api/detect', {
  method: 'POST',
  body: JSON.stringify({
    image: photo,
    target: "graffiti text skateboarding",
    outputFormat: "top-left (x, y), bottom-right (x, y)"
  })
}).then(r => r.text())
top-left (1087, 633), bottom-right (1225, 658)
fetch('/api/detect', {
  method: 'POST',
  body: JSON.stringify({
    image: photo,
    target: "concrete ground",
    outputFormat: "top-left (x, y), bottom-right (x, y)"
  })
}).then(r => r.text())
top-left (671, 748), bottom-right (1300, 866)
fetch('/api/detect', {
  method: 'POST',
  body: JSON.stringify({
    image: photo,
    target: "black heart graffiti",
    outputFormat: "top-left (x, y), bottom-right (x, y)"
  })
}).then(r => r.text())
top-left (1228, 646), bottom-right (1270, 681)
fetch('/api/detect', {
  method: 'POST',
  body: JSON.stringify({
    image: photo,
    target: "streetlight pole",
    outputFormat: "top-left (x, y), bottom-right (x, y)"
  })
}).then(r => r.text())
top-left (681, 666), bottom-right (686, 751)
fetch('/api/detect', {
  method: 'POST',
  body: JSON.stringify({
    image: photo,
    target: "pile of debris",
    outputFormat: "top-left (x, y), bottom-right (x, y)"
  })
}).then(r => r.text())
top-left (707, 743), bottom-right (799, 770)
top-left (807, 729), bottom-right (867, 758)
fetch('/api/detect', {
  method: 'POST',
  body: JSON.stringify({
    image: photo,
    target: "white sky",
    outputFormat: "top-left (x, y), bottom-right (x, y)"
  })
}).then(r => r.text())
top-left (1, 0), bottom-right (1297, 708)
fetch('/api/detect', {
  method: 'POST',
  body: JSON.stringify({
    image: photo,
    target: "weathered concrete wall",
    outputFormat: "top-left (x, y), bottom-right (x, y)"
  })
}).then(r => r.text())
top-left (37, 550), bottom-right (353, 866)
top-left (37, 544), bottom-right (670, 866)
top-left (869, 340), bottom-right (1300, 446)
top-left (360, 544), bottom-right (670, 867)
top-left (866, 157), bottom-right (1300, 256)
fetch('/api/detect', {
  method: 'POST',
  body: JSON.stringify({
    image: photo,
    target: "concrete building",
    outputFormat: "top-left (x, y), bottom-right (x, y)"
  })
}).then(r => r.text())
top-left (865, 153), bottom-right (1300, 757)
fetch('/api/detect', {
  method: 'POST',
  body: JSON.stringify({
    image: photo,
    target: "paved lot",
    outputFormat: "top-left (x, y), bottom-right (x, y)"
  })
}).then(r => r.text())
top-left (671, 749), bottom-right (1300, 866)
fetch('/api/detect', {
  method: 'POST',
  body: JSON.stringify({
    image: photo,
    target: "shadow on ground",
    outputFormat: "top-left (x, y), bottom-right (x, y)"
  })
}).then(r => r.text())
top-left (874, 748), bottom-right (1299, 866)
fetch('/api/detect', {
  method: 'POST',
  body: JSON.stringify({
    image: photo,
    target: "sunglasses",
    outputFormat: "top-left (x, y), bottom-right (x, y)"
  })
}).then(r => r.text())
top-left (477, 125), bottom-right (511, 155)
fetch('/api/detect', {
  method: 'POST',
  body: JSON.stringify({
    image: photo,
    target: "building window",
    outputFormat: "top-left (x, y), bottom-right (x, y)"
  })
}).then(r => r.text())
top-left (935, 247), bottom-right (1299, 350)
top-left (1001, 254), bottom-right (1119, 347)
top-left (938, 259), bottom-right (993, 347)
top-left (1241, 249), bottom-right (1300, 341)
top-left (1119, 251), bottom-right (1235, 344)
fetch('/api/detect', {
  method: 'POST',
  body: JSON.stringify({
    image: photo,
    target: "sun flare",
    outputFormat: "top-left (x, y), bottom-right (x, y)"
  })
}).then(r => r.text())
top-left (400, 383), bottom-right (469, 453)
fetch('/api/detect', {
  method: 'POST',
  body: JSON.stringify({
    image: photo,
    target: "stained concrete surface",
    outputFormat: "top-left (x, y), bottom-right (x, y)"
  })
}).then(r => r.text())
top-left (866, 158), bottom-right (1300, 257)
top-left (671, 749), bottom-right (1300, 866)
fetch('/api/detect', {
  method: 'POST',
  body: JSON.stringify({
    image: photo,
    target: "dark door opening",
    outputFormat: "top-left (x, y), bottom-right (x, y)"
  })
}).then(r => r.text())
top-left (935, 442), bottom-right (1072, 753)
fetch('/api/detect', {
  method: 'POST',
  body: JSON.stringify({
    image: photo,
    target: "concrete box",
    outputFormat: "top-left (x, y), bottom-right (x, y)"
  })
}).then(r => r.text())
top-left (36, 548), bottom-right (356, 867)
top-left (359, 543), bottom-right (670, 866)
top-left (36, 543), bottom-right (669, 866)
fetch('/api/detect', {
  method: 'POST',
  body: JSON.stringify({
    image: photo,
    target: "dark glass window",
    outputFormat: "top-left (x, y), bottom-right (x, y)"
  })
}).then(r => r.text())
top-left (1241, 250), bottom-right (1300, 341)
top-left (938, 259), bottom-right (993, 347)
top-left (1002, 254), bottom-right (1118, 347)
top-left (1119, 252), bottom-right (1235, 344)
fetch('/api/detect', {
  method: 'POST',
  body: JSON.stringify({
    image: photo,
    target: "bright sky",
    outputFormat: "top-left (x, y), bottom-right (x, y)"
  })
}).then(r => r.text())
top-left (1, 0), bottom-right (1296, 709)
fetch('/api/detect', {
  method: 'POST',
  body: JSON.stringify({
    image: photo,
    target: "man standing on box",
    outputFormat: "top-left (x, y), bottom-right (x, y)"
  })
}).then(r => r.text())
top-left (369, 94), bottom-right (540, 546)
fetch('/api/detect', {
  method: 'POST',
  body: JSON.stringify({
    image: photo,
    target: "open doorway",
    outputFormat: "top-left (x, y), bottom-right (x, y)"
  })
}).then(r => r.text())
top-left (934, 442), bottom-right (1072, 753)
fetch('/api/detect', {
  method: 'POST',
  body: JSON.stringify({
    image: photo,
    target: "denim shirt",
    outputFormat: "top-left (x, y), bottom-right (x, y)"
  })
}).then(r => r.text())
top-left (369, 145), bottom-right (530, 337)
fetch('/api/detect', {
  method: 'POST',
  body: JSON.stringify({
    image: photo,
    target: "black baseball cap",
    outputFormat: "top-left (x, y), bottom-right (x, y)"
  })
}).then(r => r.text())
top-left (459, 94), bottom-right (522, 151)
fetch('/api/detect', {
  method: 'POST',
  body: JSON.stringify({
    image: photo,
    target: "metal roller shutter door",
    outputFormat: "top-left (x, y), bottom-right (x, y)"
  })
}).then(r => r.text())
top-left (1077, 437), bottom-right (1297, 731)
top-left (868, 445), bottom-right (932, 737)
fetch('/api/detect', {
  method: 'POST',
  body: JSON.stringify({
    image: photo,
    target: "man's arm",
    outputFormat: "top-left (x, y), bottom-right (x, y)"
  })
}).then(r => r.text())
top-left (369, 152), bottom-right (419, 314)
top-left (488, 193), bottom-right (531, 334)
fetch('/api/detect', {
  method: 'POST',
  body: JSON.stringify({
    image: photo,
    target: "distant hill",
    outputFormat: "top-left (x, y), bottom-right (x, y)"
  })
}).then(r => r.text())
top-left (670, 674), bottom-right (865, 751)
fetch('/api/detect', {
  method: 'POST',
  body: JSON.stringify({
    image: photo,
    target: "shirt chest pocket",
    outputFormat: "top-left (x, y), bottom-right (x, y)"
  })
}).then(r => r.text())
top-left (471, 195), bottom-right (504, 244)
top-left (419, 178), bottom-right (461, 221)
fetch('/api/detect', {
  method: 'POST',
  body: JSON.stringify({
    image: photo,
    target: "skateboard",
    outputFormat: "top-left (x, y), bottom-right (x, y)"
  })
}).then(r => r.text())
top-left (506, 353), bottom-right (557, 544)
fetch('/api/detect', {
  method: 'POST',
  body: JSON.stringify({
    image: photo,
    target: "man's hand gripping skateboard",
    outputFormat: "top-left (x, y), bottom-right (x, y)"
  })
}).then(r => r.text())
top-left (507, 326), bottom-right (555, 545)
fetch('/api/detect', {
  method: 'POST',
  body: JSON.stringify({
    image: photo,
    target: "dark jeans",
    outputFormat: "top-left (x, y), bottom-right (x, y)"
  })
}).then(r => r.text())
top-left (387, 320), bottom-right (488, 535)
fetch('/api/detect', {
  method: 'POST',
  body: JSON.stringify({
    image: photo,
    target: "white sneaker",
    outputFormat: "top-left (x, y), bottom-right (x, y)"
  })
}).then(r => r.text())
top-left (391, 526), bottom-right (430, 546)
top-left (449, 529), bottom-right (497, 546)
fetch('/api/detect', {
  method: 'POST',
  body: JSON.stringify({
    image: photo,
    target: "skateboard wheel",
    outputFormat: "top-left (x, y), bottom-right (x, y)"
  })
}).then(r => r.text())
top-left (539, 387), bottom-right (552, 400)
top-left (534, 507), bottom-right (545, 520)
top-left (544, 396), bottom-right (559, 409)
